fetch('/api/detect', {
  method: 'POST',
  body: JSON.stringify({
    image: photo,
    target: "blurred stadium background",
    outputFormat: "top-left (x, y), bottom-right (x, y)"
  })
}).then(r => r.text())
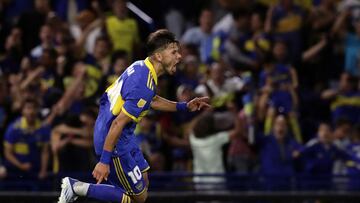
top-left (0, 0), bottom-right (359, 202)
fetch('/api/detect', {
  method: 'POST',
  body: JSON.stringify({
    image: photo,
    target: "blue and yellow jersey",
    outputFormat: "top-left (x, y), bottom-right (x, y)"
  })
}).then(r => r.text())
top-left (3, 117), bottom-right (50, 171)
top-left (259, 63), bottom-right (292, 88)
top-left (331, 91), bottom-right (360, 124)
top-left (93, 58), bottom-right (157, 156)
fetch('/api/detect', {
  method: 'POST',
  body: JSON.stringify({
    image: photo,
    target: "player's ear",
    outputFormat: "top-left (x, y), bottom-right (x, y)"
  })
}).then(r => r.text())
top-left (154, 52), bottom-right (162, 62)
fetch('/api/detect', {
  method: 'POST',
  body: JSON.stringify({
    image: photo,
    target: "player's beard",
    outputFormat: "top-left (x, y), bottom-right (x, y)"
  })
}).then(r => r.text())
top-left (162, 61), bottom-right (176, 75)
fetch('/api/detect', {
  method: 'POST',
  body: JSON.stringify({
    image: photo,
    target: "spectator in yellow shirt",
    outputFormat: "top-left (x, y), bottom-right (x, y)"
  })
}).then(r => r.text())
top-left (105, 0), bottom-right (140, 60)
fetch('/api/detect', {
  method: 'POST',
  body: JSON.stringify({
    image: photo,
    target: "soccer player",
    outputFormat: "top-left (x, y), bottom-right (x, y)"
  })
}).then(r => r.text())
top-left (58, 29), bottom-right (210, 203)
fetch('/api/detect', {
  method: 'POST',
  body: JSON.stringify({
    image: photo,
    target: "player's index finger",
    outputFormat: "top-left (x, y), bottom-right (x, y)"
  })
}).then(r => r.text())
top-left (97, 176), bottom-right (103, 184)
top-left (199, 96), bottom-right (210, 102)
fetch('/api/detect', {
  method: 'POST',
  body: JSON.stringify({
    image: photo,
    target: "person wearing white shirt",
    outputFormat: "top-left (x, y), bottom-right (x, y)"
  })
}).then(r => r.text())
top-left (190, 112), bottom-right (239, 190)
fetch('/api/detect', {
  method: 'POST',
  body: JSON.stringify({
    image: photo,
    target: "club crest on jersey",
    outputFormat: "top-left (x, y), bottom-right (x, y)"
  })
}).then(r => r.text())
top-left (137, 99), bottom-right (147, 108)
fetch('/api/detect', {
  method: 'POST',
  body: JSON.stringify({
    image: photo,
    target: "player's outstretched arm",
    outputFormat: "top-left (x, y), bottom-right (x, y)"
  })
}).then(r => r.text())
top-left (92, 111), bottom-right (132, 184)
top-left (151, 95), bottom-right (211, 112)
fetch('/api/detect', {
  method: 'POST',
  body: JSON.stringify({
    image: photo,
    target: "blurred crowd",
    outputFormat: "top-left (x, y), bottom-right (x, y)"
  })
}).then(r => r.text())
top-left (0, 0), bottom-right (359, 191)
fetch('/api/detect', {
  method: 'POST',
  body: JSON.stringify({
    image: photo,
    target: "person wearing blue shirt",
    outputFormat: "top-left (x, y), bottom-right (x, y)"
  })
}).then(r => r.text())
top-left (58, 29), bottom-right (210, 203)
top-left (346, 124), bottom-right (360, 190)
top-left (258, 114), bottom-right (301, 190)
top-left (298, 122), bottom-right (351, 190)
top-left (3, 99), bottom-right (50, 180)
top-left (259, 53), bottom-right (302, 143)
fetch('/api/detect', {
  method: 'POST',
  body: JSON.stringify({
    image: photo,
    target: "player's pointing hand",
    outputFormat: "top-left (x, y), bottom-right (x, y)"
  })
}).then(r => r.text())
top-left (187, 97), bottom-right (211, 111)
top-left (92, 162), bottom-right (110, 184)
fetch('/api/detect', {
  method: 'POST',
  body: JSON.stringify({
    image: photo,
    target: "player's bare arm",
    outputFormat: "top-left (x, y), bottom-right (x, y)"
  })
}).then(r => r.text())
top-left (92, 111), bottom-right (132, 184)
top-left (151, 95), bottom-right (211, 112)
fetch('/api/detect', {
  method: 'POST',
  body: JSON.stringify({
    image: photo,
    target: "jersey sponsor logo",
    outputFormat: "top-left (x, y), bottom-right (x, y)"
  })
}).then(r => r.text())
top-left (137, 99), bottom-right (147, 108)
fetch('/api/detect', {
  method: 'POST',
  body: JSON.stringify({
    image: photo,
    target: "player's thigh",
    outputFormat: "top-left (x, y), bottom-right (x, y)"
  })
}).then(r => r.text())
top-left (110, 153), bottom-right (148, 196)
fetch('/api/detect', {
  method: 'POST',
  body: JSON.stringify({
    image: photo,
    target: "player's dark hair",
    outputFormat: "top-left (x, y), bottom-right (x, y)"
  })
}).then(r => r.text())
top-left (146, 29), bottom-right (179, 55)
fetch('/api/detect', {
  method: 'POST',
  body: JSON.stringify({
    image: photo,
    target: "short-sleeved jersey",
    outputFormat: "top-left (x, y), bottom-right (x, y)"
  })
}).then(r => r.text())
top-left (94, 58), bottom-right (157, 156)
top-left (259, 63), bottom-right (292, 88)
top-left (3, 117), bottom-right (50, 171)
top-left (106, 16), bottom-right (140, 55)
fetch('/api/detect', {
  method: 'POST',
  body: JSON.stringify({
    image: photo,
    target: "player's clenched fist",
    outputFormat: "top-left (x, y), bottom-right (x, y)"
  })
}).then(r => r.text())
top-left (92, 162), bottom-right (110, 184)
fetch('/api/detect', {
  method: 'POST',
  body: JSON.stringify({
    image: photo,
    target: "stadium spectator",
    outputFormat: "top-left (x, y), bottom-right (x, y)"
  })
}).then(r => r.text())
top-left (190, 111), bottom-right (240, 190)
top-left (31, 24), bottom-right (55, 59)
top-left (321, 72), bottom-right (360, 125)
top-left (223, 10), bottom-right (256, 70)
top-left (99, 50), bottom-right (129, 93)
top-left (51, 108), bottom-right (96, 173)
top-left (181, 8), bottom-right (215, 63)
top-left (175, 55), bottom-right (201, 90)
top-left (227, 110), bottom-right (257, 173)
top-left (332, 9), bottom-right (360, 77)
top-left (3, 99), bottom-right (51, 180)
top-left (195, 62), bottom-right (244, 110)
top-left (105, 0), bottom-right (140, 59)
top-left (258, 50), bottom-right (302, 143)
top-left (0, 27), bottom-right (23, 74)
top-left (135, 112), bottom-right (165, 171)
top-left (70, 9), bottom-right (102, 55)
top-left (298, 122), bottom-right (352, 189)
top-left (265, 0), bottom-right (305, 63)
top-left (346, 124), bottom-right (360, 190)
top-left (16, 0), bottom-right (52, 53)
top-left (83, 36), bottom-right (112, 76)
top-left (243, 11), bottom-right (271, 63)
top-left (53, 0), bottom-right (89, 24)
top-left (257, 114), bottom-right (301, 190)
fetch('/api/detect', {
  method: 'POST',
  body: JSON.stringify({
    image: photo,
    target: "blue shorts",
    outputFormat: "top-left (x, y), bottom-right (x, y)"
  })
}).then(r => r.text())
top-left (107, 147), bottom-right (150, 195)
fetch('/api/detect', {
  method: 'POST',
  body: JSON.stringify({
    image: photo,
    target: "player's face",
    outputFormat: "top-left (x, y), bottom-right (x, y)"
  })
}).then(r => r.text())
top-left (160, 43), bottom-right (182, 75)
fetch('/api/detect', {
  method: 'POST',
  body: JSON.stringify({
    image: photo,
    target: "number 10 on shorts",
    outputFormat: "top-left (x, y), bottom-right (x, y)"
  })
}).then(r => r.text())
top-left (128, 166), bottom-right (142, 184)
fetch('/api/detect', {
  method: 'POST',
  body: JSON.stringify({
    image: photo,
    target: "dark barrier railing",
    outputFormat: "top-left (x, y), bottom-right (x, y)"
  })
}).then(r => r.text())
top-left (1, 172), bottom-right (360, 192)
top-left (1, 191), bottom-right (360, 203)
top-left (2, 173), bottom-right (360, 202)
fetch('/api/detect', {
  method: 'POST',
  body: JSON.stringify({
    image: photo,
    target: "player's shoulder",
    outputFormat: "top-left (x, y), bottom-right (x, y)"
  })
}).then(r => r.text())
top-left (123, 60), bottom-right (150, 87)
top-left (127, 60), bottom-right (150, 78)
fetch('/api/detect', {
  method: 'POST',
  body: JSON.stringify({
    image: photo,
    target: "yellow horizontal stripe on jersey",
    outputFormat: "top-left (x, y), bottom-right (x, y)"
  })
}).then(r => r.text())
top-left (13, 143), bottom-right (30, 155)
top-left (121, 107), bottom-right (140, 122)
top-left (111, 95), bottom-right (125, 115)
top-left (331, 96), bottom-right (360, 110)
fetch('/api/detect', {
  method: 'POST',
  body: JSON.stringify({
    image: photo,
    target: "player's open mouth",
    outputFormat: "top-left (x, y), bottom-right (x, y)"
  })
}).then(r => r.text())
top-left (172, 61), bottom-right (180, 70)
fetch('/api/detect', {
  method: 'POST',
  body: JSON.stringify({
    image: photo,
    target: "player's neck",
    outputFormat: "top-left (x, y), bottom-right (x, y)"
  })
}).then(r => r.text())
top-left (148, 56), bottom-right (165, 77)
